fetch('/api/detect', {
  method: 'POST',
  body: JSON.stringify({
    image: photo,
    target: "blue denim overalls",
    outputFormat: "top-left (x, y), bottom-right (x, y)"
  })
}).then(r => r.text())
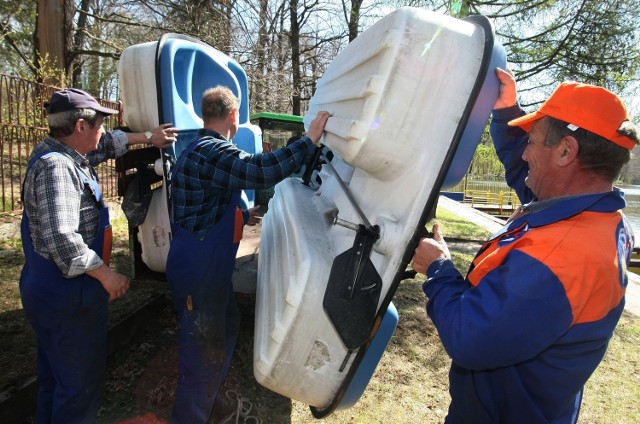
top-left (166, 139), bottom-right (243, 423)
top-left (20, 152), bottom-right (112, 423)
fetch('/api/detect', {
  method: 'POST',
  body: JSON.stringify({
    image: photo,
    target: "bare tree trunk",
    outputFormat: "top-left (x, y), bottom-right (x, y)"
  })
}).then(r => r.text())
top-left (347, 0), bottom-right (363, 42)
top-left (71, 0), bottom-right (92, 86)
top-left (223, 1), bottom-right (233, 54)
top-left (254, 0), bottom-right (269, 112)
top-left (35, 0), bottom-right (74, 86)
top-left (289, 0), bottom-right (301, 116)
top-left (272, 2), bottom-right (288, 113)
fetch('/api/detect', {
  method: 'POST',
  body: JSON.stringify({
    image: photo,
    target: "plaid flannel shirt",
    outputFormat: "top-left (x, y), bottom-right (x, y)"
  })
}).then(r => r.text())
top-left (171, 129), bottom-right (315, 236)
top-left (23, 131), bottom-right (129, 277)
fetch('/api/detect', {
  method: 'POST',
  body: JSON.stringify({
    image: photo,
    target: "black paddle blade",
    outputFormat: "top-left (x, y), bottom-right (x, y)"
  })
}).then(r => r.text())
top-left (323, 246), bottom-right (383, 350)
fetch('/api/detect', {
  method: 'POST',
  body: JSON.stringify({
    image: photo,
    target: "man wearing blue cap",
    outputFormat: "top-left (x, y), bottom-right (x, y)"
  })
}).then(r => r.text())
top-left (20, 88), bottom-right (177, 423)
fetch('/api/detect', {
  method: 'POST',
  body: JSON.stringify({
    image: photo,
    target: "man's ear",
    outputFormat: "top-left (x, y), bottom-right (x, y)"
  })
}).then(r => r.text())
top-left (556, 135), bottom-right (579, 166)
top-left (75, 118), bottom-right (86, 134)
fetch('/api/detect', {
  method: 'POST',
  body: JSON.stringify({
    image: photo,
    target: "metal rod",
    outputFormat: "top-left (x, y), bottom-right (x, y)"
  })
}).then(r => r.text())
top-left (321, 153), bottom-right (373, 229)
top-left (334, 217), bottom-right (360, 232)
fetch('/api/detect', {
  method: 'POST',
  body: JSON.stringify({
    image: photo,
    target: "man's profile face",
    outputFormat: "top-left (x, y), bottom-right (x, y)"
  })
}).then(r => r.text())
top-left (78, 113), bottom-right (105, 154)
top-left (522, 118), bottom-right (560, 200)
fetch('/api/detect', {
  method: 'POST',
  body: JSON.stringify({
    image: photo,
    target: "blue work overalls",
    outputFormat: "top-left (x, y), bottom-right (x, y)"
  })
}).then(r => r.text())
top-left (166, 139), bottom-right (243, 423)
top-left (20, 152), bottom-right (112, 424)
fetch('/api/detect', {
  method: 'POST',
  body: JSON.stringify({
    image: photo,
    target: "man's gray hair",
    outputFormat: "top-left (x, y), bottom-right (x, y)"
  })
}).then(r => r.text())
top-left (544, 116), bottom-right (631, 182)
top-left (48, 108), bottom-right (99, 138)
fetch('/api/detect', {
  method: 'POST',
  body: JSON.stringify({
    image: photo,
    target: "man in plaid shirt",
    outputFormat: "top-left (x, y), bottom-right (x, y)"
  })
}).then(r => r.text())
top-left (167, 85), bottom-right (330, 423)
top-left (21, 88), bottom-right (177, 423)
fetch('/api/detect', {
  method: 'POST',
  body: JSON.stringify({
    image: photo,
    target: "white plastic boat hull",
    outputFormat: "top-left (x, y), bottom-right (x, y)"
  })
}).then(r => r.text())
top-left (118, 34), bottom-right (261, 273)
top-left (255, 7), bottom-right (506, 415)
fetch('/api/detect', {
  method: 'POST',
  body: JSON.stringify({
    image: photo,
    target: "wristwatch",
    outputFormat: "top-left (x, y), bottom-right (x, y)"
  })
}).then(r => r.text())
top-left (144, 131), bottom-right (153, 146)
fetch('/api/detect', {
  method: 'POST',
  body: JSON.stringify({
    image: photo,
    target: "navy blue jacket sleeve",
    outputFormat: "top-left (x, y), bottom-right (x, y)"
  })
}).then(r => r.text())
top-left (423, 254), bottom-right (573, 370)
top-left (490, 106), bottom-right (535, 204)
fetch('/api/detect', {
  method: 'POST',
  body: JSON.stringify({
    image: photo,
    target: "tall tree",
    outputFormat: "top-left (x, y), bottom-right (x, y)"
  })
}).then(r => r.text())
top-left (343, 0), bottom-right (364, 42)
top-left (70, 0), bottom-right (92, 86)
top-left (289, 0), bottom-right (303, 115)
top-left (165, 0), bottom-right (232, 53)
top-left (472, 0), bottom-right (639, 109)
top-left (252, 0), bottom-right (270, 112)
top-left (3, 0), bottom-right (639, 118)
top-left (0, 0), bottom-right (38, 78)
top-left (35, 0), bottom-right (74, 86)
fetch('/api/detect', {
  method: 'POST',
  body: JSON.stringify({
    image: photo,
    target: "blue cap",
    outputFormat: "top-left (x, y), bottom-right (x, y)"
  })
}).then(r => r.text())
top-left (45, 88), bottom-right (119, 116)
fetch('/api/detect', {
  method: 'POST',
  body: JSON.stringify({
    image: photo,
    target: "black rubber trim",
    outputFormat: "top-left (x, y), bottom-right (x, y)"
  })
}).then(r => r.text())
top-left (310, 14), bottom-right (497, 419)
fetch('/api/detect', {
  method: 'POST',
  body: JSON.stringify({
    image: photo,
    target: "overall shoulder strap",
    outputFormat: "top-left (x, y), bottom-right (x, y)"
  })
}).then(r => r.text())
top-left (169, 137), bottom-right (213, 222)
top-left (24, 150), bottom-right (103, 207)
top-left (173, 137), bottom-right (213, 174)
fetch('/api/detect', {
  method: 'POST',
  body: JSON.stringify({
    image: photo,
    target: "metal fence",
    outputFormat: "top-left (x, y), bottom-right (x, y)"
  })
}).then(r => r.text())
top-left (0, 73), bottom-right (122, 213)
top-left (445, 178), bottom-right (521, 216)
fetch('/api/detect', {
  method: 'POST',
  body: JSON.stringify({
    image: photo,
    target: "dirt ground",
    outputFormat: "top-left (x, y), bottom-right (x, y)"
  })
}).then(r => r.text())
top-left (1, 207), bottom-right (448, 423)
top-left (0, 234), bottom-right (450, 424)
top-left (95, 287), bottom-right (293, 423)
top-left (0, 208), bottom-right (290, 423)
top-left (2, 208), bottom-right (639, 424)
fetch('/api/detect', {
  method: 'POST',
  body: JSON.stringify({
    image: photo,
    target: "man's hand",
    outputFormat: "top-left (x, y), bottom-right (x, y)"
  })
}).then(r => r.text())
top-left (246, 206), bottom-right (262, 226)
top-left (494, 68), bottom-right (517, 110)
top-left (306, 111), bottom-right (331, 144)
top-left (411, 223), bottom-right (451, 275)
top-left (87, 264), bottom-right (130, 300)
top-left (150, 123), bottom-right (179, 149)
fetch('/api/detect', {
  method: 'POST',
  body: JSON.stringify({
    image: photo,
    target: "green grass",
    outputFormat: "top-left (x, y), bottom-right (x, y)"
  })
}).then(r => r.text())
top-left (4, 204), bottom-right (639, 423)
top-left (432, 208), bottom-right (493, 241)
top-left (285, 206), bottom-right (640, 423)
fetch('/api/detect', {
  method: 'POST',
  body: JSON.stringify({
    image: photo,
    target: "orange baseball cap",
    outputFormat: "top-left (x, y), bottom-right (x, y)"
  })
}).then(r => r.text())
top-left (508, 82), bottom-right (637, 150)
